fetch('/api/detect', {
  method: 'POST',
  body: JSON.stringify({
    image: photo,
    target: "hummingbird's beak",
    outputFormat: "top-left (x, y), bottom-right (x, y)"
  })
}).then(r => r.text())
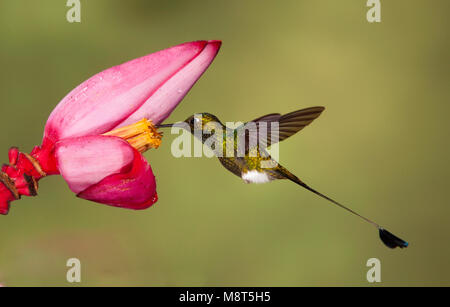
top-left (157, 123), bottom-right (175, 128)
top-left (157, 122), bottom-right (187, 129)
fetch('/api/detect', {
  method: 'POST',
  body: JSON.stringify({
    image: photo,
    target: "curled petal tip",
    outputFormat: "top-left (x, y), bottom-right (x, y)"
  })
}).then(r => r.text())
top-left (207, 39), bottom-right (222, 46)
top-left (117, 40), bottom-right (222, 127)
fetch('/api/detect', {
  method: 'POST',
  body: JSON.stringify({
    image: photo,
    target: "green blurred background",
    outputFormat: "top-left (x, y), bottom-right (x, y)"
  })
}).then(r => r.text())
top-left (0, 0), bottom-right (449, 286)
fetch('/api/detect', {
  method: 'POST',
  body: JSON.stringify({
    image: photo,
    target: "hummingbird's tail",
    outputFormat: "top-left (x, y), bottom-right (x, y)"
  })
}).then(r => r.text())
top-left (278, 168), bottom-right (408, 249)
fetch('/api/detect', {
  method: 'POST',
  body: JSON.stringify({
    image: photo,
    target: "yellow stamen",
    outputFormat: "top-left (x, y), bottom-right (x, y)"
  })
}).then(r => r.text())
top-left (103, 119), bottom-right (162, 152)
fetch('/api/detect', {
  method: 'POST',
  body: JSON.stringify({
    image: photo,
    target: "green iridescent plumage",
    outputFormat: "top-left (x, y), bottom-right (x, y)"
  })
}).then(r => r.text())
top-left (158, 107), bottom-right (408, 249)
top-left (179, 108), bottom-right (325, 181)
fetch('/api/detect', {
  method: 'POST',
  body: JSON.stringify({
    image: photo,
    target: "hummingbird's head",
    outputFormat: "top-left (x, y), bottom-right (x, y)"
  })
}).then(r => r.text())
top-left (158, 113), bottom-right (222, 135)
top-left (183, 113), bottom-right (222, 133)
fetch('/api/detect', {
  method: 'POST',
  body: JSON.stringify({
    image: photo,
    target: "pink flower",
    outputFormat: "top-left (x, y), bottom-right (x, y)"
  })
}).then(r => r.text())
top-left (0, 40), bottom-right (221, 214)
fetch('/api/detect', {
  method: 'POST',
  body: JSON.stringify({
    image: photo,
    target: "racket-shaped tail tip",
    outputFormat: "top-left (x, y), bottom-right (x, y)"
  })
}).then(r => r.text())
top-left (379, 228), bottom-right (408, 249)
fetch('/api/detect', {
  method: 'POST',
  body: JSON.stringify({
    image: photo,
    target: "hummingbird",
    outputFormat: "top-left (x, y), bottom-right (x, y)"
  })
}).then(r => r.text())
top-left (158, 107), bottom-right (408, 249)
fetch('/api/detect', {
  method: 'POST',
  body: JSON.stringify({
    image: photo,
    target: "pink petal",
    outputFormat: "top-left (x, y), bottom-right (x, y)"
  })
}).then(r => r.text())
top-left (116, 40), bottom-right (222, 127)
top-left (45, 40), bottom-right (221, 142)
top-left (55, 135), bottom-right (135, 194)
top-left (78, 149), bottom-right (157, 210)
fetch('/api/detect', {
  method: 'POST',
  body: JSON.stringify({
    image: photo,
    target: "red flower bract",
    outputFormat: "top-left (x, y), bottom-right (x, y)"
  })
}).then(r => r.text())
top-left (0, 40), bottom-right (221, 215)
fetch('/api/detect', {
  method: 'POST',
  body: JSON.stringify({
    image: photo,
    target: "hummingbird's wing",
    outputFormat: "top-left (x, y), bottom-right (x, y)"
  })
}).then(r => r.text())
top-left (249, 113), bottom-right (282, 123)
top-left (242, 107), bottom-right (325, 151)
